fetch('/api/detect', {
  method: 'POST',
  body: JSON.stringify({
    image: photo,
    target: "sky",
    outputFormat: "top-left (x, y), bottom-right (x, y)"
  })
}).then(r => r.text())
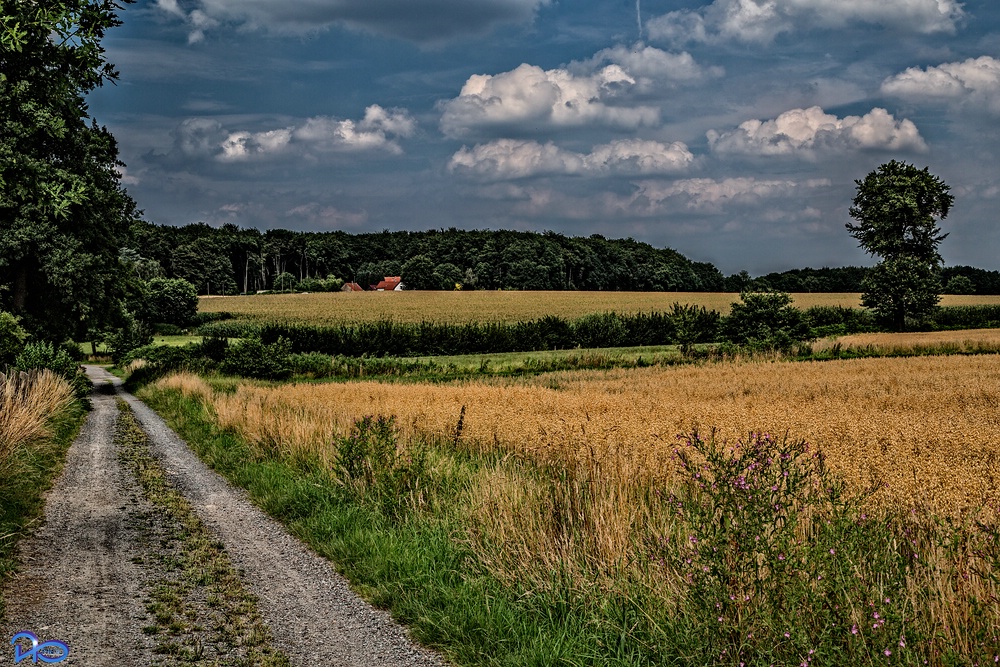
top-left (89, 0), bottom-right (1000, 275)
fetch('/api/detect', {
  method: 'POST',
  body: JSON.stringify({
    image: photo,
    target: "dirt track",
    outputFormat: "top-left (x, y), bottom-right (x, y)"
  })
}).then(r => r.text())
top-left (1, 367), bottom-right (444, 667)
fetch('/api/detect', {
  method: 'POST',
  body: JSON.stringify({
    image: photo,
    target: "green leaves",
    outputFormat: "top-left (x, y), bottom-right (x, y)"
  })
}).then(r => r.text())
top-left (848, 161), bottom-right (953, 330)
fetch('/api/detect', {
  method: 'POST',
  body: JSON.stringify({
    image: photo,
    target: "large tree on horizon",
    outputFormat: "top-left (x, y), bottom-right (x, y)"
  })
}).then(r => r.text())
top-left (0, 0), bottom-right (136, 341)
top-left (847, 160), bottom-right (953, 330)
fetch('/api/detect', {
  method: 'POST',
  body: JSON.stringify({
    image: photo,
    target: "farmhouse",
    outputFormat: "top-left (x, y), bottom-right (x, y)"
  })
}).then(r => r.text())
top-left (341, 282), bottom-right (364, 292)
top-left (371, 276), bottom-right (403, 291)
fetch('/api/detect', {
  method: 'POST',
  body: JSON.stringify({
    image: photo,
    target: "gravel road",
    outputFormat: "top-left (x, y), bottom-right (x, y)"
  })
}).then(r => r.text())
top-left (2, 367), bottom-right (446, 667)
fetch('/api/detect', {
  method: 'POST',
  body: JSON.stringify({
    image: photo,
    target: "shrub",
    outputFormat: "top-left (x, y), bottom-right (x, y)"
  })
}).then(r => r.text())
top-left (105, 312), bottom-right (154, 363)
top-left (288, 352), bottom-right (334, 378)
top-left (220, 337), bottom-right (292, 380)
top-left (722, 291), bottom-right (812, 351)
top-left (0, 312), bottom-right (29, 365)
top-left (13, 342), bottom-right (90, 400)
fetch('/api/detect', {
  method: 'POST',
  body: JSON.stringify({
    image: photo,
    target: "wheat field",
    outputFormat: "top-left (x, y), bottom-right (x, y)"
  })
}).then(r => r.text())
top-left (199, 291), bottom-right (1000, 325)
top-left (159, 354), bottom-right (1000, 520)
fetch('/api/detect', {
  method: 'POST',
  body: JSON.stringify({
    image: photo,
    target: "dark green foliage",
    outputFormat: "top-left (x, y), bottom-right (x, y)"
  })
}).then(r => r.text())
top-left (220, 337), bottom-right (292, 380)
top-left (944, 274), bottom-right (975, 295)
top-left (848, 161), bottom-right (954, 330)
top-left (104, 311), bottom-right (153, 363)
top-left (13, 341), bottom-right (91, 399)
top-left (128, 222), bottom-right (724, 293)
top-left (288, 352), bottom-right (334, 377)
top-left (0, 0), bottom-right (137, 342)
top-left (143, 277), bottom-right (198, 327)
top-left (930, 305), bottom-right (1000, 330)
top-left (803, 305), bottom-right (877, 337)
top-left (0, 311), bottom-right (29, 365)
top-left (722, 291), bottom-right (812, 351)
top-left (861, 256), bottom-right (942, 330)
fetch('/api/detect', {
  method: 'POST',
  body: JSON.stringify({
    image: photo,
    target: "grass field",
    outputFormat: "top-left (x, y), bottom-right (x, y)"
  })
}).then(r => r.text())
top-left (160, 355), bottom-right (999, 520)
top-left (198, 291), bottom-right (1000, 325)
top-left (150, 356), bottom-right (1000, 664)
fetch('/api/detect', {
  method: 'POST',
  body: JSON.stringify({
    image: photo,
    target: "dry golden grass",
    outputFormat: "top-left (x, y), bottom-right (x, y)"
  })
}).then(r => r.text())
top-left (199, 291), bottom-right (1000, 325)
top-left (161, 355), bottom-right (1000, 520)
top-left (814, 327), bottom-right (1000, 354)
top-left (0, 370), bottom-right (75, 464)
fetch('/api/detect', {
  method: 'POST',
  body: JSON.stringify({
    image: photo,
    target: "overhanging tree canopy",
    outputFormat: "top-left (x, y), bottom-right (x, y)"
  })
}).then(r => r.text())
top-left (0, 0), bottom-right (136, 341)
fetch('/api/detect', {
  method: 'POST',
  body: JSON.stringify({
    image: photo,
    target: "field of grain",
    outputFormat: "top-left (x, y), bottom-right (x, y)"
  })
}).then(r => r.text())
top-left (199, 291), bottom-right (1000, 325)
top-left (197, 291), bottom-right (855, 324)
top-left (814, 327), bottom-right (1000, 352)
top-left (162, 354), bottom-right (999, 520)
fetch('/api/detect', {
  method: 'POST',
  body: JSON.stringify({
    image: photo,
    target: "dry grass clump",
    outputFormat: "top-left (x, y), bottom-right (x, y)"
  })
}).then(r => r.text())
top-left (0, 370), bottom-right (76, 464)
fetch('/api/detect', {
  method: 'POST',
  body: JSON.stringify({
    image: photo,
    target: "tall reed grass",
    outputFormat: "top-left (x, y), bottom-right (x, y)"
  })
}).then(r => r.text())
top-left (0, 370), bottom-right (75, 466)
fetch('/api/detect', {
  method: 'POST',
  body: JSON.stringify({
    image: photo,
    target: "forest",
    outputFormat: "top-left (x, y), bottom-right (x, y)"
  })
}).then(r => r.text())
top-left (125, 221), bottom-right (1000, 295)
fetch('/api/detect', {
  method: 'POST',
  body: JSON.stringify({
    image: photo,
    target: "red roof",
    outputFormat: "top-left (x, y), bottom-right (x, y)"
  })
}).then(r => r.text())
top-left (343, 282), bottom-right (364, 292)
top-left (373, 276), bottom-right (402, 291)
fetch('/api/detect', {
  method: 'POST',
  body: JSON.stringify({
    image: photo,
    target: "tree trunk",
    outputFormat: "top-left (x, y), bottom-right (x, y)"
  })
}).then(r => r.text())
top-left (12, 267), bottom-right (28, 313)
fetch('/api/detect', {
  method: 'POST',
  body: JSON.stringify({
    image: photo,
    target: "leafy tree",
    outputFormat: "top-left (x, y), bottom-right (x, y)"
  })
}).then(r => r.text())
top-left (1, 0), bottom-right (136, 342)
top-left (944, 274), bottom-right (975, 295)
top-left (273, 272), bottom-right (297, 292)
top-left (401, 254), bottom-right (437, 290)
top-left (847, 161), bottom-right (953, 330)
top-left (171, 238), bottom-right (237, 295)
top-left (144, 277), bottom-right (198, 326)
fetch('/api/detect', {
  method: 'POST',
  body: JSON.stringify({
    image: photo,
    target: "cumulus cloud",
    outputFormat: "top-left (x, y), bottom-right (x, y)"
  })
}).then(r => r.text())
top-left (156, 0), bottom-right (549, 44)
top-left (707, 106), bottom-right (926, 157)
top-left (881, 56), bottom-right (1000, 114)
top-left (575, 43), bottom-right (724, 91)
top-left (173, 106), bottom-right (415, 163)
top-left (439, 63), bottom-right (659, 138)
top-left (449, 138), bottom-right (694, 179)
top-left (632, 177), bottom-right (831, 212)
top-left (647, 0), bottom-right (964, 45)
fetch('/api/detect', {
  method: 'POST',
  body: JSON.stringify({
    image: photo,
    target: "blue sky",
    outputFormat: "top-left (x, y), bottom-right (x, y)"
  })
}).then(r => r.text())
top-left (90, 0), bottom-right (1000, 274)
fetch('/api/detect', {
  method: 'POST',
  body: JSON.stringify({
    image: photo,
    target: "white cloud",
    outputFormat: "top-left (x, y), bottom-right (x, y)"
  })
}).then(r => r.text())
top-left (156, 0), bottom-right (549, 44)
top-left (174, 106), bottom-right (415, 163)
top-left (576, 43), bottom-right (724, 90)
top-left (707, 106), bottom-right (927, 156)
top-left (449, 138), bottom-right (694, 179)
top-left (439, 63), bottom-right (659, 138)
top-left (648, 0), bottom-right (964, 45)
top-left (881, 56), bottom-right (1000, 114)
top-left (632, 177), bottom-right (830, 212)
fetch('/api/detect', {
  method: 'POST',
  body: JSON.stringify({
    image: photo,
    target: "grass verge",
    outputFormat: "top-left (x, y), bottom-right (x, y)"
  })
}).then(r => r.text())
top-left (114, 400), bottom-right (290, 666)
top-left (0, 401), bottom-right (85, 618)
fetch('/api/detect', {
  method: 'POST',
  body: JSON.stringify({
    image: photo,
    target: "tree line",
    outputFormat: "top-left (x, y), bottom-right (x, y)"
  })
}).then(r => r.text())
top-left (125, 221), bottom-right (727, 294)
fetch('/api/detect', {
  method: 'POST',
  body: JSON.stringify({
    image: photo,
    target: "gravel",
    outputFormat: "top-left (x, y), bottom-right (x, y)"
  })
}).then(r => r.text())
top-left (114, 367), bottom-right (445, 667)
top-left (0, 367), bottom-right (157, 665)
top-left (2, 367), bottom-right (447, 667)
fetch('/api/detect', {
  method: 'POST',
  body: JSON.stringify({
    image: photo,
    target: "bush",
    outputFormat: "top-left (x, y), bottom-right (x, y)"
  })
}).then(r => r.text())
top-left (723, 291), bottom-right (812, 351)
top-left (0, 312), bottom-right (29, 365)
top-left (289, 352), bottom-right (334, 378)
top-left (221, 337), bottom-right (292, 380)
top-left (144, 277), bottom-right (199, 327)
top-left (152, 323), bottom-right (183, 336)
top-left (13, 342), bottom-right (91, 399)
top-left (803, 305), bottom-right (877, 337)
top-left (105, 312), bottom-right (154, 364)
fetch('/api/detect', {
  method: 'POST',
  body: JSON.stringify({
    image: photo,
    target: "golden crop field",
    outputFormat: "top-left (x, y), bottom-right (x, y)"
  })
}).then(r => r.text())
top-left (813, 327), bottom-right (1000, 352)
top-left (198, 291), bottom-right (864, 324)
top-left (161, 354), bottom-right (1000, 520)
top-left (199, 291), bottom-right (1000, 325)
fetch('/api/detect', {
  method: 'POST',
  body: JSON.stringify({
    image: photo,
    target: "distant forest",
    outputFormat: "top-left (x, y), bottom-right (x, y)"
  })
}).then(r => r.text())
top-left (126, 222), bottom-right (1000, 295)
